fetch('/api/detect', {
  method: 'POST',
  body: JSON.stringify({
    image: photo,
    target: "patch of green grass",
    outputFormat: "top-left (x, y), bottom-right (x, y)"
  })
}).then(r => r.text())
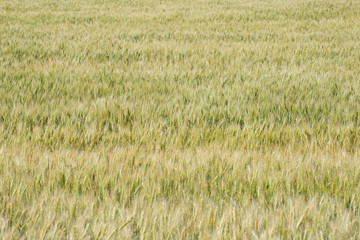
top-left (1, 0), bottom-right (360, 238)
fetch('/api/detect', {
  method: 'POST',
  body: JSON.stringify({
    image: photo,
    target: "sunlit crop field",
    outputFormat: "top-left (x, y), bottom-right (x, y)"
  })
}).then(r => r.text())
top-left (1, 0), bottom-right (360, 238)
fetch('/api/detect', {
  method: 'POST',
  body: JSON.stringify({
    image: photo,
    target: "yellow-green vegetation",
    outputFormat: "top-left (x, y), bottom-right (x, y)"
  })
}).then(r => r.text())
top-left (1, 0), bottom-right (360, 238)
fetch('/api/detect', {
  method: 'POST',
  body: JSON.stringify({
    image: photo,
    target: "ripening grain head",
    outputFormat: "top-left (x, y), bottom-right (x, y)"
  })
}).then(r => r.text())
top-left (0, 0), bottom-right (360, 238)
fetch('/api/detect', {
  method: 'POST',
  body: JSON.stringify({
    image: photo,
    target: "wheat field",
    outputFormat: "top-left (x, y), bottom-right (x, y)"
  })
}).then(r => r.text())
top-left (1, 0), bottom-right (360, 238)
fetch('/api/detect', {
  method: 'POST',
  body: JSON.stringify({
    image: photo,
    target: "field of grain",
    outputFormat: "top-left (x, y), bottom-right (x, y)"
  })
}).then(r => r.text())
top-left (1, 0), bottom-right (360, 238)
